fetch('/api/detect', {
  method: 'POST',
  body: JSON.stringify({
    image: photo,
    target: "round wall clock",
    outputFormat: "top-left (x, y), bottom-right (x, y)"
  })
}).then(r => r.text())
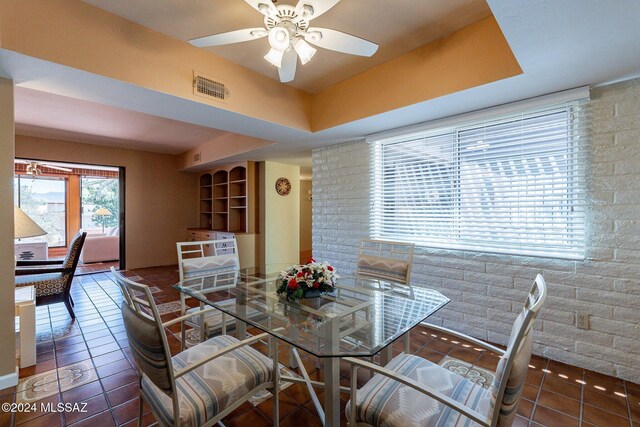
top-left (275, 177), bottom-right (291, 196)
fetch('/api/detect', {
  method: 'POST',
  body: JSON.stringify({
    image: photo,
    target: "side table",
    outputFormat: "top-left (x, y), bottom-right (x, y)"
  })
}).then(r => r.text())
top-left (15, 286), bottom-right (36, 368)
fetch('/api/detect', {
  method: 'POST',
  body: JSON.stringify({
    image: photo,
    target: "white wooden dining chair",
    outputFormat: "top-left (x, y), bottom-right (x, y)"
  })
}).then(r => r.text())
top-left (356, 239), bottom-right (415, 285)
top-left (345, 274), bottom-right (547, 427)
top-left (357, 238), bottom-right (415, 353)
top-left (176, 239), bottom-right (243, 346)
top-left (111, 267), bottom-right (280, 427)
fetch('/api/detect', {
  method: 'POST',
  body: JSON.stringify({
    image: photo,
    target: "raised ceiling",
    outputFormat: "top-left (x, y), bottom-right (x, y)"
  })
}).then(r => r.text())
top-left (2, 0), bottom-right (640, 166)
top-left (80, 0), bottom-right (492, 93)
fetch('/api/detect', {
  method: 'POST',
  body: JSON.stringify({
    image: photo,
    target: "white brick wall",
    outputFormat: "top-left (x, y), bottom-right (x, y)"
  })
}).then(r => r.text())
top-left (312, 78), bottom-right (640, 382)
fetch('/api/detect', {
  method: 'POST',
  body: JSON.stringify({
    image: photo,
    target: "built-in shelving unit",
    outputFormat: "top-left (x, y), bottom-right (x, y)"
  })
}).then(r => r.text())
top-left (199, 174), bottom-right (213, 228)
top-left (197, 162), bottom-right (255, 233)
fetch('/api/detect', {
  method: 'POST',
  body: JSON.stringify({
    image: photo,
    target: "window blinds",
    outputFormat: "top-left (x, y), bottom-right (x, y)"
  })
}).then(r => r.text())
top-left (370, 103), bottom-right (585, 259)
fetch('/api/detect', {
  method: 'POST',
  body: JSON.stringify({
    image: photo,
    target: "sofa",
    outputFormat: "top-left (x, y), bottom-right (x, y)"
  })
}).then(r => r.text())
top-left (80, 227), bottom-right (119, 263)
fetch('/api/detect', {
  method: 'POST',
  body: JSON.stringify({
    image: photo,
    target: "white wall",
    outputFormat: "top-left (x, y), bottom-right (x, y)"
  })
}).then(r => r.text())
top-left (299, 179), bottom-right (313, 255)
top-left (312, 78), bottom-right (640, 382)
top-left (263, 162), bottom-right (300, 268)
top-left (0, 78), bottom-right (17, 385)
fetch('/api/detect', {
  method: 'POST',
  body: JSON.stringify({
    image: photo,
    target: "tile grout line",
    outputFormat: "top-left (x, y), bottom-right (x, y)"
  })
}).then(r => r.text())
top-left (624, 381), bottom-right (633, 427)
top-left (578, 367), bottom-right (585, 426)
top-left (527, 358), bottom-right (549, 426)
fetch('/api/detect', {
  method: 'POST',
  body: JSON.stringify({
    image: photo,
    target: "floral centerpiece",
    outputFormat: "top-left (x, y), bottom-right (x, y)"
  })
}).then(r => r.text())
top-left (276, 258), bottom-right (338, 301)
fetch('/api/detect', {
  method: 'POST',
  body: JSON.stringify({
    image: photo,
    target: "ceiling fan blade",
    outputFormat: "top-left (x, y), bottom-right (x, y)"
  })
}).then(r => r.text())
top-left (189, 28), bottom-right (267, 47)
top-left (278, 49), bottom-right (298, 83)
top-left (305, 27), bottom-right (378, 57)
top-left (295, 0), bottom-right (341, 21)
top-left (244, 0), bottom-right (279, 18)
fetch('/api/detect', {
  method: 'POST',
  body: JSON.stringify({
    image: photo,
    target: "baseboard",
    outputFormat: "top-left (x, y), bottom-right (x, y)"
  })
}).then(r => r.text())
top-left (0, 367), bottom-right (19, 390)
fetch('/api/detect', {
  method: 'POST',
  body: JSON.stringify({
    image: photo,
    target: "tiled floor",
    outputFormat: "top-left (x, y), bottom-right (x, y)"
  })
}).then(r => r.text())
top-left (2, 266), bottom-right (638, 426)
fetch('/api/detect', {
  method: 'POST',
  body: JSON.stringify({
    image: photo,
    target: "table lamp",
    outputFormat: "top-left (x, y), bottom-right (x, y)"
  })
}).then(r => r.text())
top-left (94, 207), bottom-right (112, 234)
top-left (15, 206), bottom-right (47, 239)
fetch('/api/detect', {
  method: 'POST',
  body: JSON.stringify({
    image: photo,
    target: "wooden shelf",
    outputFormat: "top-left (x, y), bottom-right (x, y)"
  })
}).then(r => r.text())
top-left (197, 163), bottom-right (254, 234)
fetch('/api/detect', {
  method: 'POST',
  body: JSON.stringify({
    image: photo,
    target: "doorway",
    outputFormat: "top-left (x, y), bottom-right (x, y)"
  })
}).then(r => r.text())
top-left (14, 159), bottom-right (124, 274)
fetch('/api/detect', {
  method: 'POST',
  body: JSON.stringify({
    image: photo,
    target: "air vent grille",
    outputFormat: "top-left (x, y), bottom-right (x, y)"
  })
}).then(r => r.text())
top-left (193, 71), bottom-right (229, 102)
top-left (193, 152), bottom-right (201, 163)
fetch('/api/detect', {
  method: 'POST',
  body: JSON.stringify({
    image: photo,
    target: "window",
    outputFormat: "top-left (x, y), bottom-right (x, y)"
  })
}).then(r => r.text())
top-left (81, 177), bottom-right (119, 232)
top-left (14, 175), bottom-right (67, 247)
top-left (371, 105), bottom-right (584, 259)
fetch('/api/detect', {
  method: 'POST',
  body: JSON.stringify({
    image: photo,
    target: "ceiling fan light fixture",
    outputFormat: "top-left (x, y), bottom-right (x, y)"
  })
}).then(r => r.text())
top-left (268, 27), bottom-right (291, 51)
top-left (294, 38), bottom-right (316, 64)
top-left (258, 3), bottom-right (276, 18)
top-left (264, 48), bottom-right (284, 67)
top-left (301, 4), bottom-right (314, 18)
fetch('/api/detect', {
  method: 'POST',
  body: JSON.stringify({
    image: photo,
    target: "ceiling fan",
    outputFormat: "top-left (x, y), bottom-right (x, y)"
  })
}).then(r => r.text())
top-left (189, 0), bottom-right (379, 83)
top-left (14, 160), bottom-right (73, 176)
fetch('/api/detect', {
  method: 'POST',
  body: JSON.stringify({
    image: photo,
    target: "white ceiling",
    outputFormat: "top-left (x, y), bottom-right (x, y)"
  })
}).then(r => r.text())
top-left (81, 0), bottom-right (492, 93)
top-left (3, 0), bottom-right (640, 168)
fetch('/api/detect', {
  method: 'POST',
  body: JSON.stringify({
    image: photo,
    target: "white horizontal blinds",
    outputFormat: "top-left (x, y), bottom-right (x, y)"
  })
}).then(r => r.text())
top-left (371, 103), bottom-right (585, 259)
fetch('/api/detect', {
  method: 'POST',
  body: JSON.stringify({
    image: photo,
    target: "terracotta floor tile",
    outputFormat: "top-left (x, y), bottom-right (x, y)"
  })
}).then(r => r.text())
top-left (532, 404), bottom-right (580, 427)
top-left (541, 374), bottom-right (582, 400)
top-left (64, 394), bottom-right (109, 425)
top-left (546, 360), bottom-right (584, 383)
top-left (517, 398), bottom-right (534, 418)
top-left (414, 347), bottom-right (446, 364)
top-left (16, 410), bottom-right (64, 427)
top-left (279, 407), bottom-right (323, 427)
top-left (256, 392), bottom-right (299, 421)
top-left (583, 387), bottom-right (630, 416)
top-left (14, 393), bottom-right (61, 425)
top-left (67, 410), bottom-right (115, 427)
top-left (56, 350), bottom-right (91, 367)
top-left (582, 403), bottom-right (631, 427)
top-left (96, 359), bottom-right (133, 379)
top-left (100, 369), bottom-right (138, 392)
top-left (225, 408), bottom-right (272, 427)
top-left (536, 390), bottom-right (581, 419)
top-left (111, 398), bottom-right (142, 425)
top-left (106, 383), bottom-right (139, 408)
top-left (448, 345), bottom-right (482, 364)
top-left (62, 380), bottom-right (104, 404)
top-left (91, 350), bottom-right (126, 368)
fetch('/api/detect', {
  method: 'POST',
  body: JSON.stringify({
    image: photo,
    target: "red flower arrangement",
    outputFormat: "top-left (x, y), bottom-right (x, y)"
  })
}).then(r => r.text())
top-left (276, 258), bottom-right (338, 301)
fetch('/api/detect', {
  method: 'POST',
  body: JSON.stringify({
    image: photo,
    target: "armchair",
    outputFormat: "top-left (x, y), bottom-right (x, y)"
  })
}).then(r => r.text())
top-left (15, 232), bottom-right (87, 319)
top-left (345, 274), bottom-right (547, 427)
top-left (111, 267), bottom-right (280, 427)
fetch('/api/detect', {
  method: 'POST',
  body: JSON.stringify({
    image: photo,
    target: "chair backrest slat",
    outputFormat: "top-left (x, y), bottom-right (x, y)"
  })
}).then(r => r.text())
top-left (489, 274), bottom-right (547, 427)
top-left (176, 238), bottom-right (240, 282)
top-left (357, 239), bottom-right (415, 285)
top-left (111, 267), bottom-right (176, 397)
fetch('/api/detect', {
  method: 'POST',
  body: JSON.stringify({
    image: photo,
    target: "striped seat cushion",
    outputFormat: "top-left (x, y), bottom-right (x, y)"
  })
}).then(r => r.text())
top-left (357, 254), bottom-right (409, 283)
top-left (184, 300), bottom-right (268, 338)
top-left (182, 254), bottom-right (238, 278)
top-left (141, 334), bottom-right (274, 426)
top-left (347, 353), bottom-right (494, 427)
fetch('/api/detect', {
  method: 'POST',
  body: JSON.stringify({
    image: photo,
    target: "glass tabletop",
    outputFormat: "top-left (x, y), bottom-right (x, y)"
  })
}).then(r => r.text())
top-left (174, 266), bottom-right (450, 358)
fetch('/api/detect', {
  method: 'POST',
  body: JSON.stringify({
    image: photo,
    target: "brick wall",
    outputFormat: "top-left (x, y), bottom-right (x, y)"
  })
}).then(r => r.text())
top-left (312, 78), bottom-right (640, 382)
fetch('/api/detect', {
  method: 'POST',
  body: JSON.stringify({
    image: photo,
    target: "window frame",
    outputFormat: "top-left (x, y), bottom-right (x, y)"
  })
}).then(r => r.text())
top-left (370, 103), bottom-right (585, 260)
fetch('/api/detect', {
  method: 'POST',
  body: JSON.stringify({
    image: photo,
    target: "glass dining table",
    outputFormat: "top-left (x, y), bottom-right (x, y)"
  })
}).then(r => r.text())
top-left (174, 266), bottom-right (449, 426)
